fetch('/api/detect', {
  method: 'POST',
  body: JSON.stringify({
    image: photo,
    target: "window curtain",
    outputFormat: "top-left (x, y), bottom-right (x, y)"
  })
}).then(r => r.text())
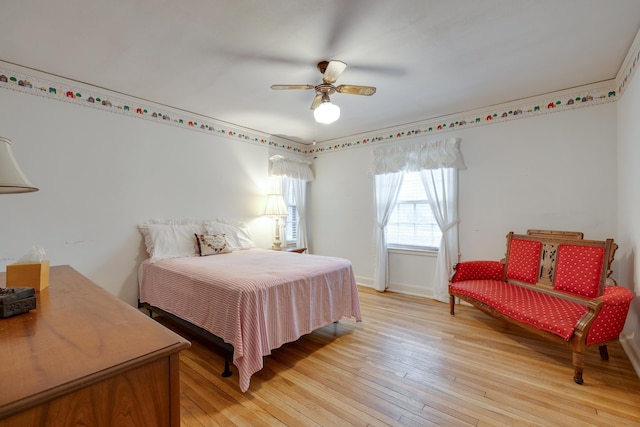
top-left (370, 137), bottom-right (465, 297)
top-left (420, 168), bottom-right (459, 303)
top-left (270, 155), bottom-right (315, 182)
top-left (291, 178), bottom-right (308, 248)
top-left (280, 176), bottom-right (292, 246)
top-left (373, 172), bottom-right (404, 291)
top-left (269, 155), bottom-right (314, 249)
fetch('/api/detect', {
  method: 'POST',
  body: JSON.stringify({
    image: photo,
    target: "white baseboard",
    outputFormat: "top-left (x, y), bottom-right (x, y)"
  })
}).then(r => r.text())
top-left (620, 331), bottom-right (640, 380)
top-left (354, 276), bottom-right (373, 288)
top-left (355, 275), bottom-right (434, 298)
top-left (387, 281), bottom-right (431, 298)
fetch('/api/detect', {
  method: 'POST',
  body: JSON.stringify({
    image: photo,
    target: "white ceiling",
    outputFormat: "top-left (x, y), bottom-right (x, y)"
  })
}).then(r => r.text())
top-left (2, 0), bottom-right (640, 144)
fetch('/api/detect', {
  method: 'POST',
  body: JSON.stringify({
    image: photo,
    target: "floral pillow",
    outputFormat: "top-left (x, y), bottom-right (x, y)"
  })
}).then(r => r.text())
top-left (195, 233), bottom-right (232, 256)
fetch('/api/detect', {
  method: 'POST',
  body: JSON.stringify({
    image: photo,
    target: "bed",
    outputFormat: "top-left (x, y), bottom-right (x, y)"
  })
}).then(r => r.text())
top-left (137, 219), bottom-right (362, 392)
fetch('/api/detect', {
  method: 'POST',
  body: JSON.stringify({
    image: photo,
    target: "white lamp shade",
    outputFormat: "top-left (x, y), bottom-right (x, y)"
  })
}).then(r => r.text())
top-left (314, 101), bottom-right (340, 124)
top-left (263, 193), bottom-right (288, 217)
top-left (0, 137), bottom-right (38, 194)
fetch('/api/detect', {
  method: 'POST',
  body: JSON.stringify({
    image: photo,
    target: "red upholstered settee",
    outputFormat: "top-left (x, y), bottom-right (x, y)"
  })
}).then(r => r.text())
top-left (449, 230), bottom-right (634, 384)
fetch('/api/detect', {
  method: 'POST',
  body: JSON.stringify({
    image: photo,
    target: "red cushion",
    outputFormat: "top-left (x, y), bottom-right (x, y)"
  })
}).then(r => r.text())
top-left (553, 244), bottom-right (604, 298)
top-left (586, 286), bottom-right (634, 345)
top-left (451, 261), bottom-right (503, 282)
top-left (505, 239), bottom-right (542, 284)
top-left (450, 279), bottom-right (586, 340)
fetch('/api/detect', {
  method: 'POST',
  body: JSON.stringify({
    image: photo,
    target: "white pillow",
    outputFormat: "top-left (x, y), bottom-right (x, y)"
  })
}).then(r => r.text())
top-left (139, 218), bottom-right (202, 256)
top-left (142, 223), bottom-right (204, 262)
top-left (203, 221), bottom-right (242, 249)
top-left (215, 219), bottom-right (256, 249)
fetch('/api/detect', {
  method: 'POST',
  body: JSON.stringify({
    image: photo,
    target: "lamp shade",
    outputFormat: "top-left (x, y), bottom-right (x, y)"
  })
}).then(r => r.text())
top-left (263, 193), bottom-right (288, 217)
top-left (0, 137), bottom-right (38, 194)
top-left (313, 100), bottom-right (340, 124)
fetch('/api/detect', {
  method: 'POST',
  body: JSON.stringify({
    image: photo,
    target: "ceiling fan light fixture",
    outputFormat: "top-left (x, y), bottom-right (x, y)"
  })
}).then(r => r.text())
top-left (313, 96), bottom-right (340, 124)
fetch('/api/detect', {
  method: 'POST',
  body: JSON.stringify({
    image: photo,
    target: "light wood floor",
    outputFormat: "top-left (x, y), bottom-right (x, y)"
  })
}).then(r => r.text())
top-left (153, 287), bottom-right (640, 427)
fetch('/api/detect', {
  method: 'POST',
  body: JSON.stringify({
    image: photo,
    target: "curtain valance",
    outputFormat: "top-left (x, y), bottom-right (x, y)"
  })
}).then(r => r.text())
top-left (369, 137), bottom-right (465, 175)
top-left (269, 155), bottom-right (315, 182)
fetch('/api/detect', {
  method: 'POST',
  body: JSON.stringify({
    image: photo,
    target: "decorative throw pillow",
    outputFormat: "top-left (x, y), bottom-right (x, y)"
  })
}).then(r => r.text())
top-left (195, 233), bottom-right (232, 256)
top-left (203, 222), bottom-right (241, 249)
top-left (203, 220), bottom-right (256, 250)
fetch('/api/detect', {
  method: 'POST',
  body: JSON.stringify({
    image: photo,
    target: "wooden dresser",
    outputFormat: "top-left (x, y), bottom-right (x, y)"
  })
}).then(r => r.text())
top-left (0, 265), bottom-right (190, 426)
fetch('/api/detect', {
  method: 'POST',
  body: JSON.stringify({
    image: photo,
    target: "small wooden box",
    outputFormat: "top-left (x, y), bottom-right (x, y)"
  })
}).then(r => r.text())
top-left (6, 260), bottom-right (50, 291)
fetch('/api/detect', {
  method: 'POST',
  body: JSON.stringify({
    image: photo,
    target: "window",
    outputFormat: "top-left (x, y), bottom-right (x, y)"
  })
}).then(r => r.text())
top-left (284, 182), bottom-right (298, 243)
top-left (386, 172), bottom-right (441, 249)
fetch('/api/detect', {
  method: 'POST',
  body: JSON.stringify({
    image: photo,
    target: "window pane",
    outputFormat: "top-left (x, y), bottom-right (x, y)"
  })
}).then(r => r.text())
top-left (284, 179), bottom-right (298, 242)
top-left (387, 172), bottom-right (441, 248)
top-left (286, 205), bottom-right (297, 241)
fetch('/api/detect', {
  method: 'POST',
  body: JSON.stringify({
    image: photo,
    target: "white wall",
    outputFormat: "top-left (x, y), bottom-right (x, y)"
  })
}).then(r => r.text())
top-left (311, 103), bottom-right (618, 297)
top-left (0, 89), bottom-right (275, 306)
top-left (1, 60), bottom-right (635, 376)
top-left (617, 66), bottom-right (640, 372)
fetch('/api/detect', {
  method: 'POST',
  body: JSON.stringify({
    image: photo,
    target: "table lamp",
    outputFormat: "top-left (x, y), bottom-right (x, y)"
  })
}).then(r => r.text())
top-left (263, 193), bottom-right (288, 250)
top-left (0, 136), bottom-right (38, 194)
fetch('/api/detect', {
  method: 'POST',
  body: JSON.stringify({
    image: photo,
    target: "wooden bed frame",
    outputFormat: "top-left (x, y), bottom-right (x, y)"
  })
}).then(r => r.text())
top-left (139, 301), bottom-right (234, 378)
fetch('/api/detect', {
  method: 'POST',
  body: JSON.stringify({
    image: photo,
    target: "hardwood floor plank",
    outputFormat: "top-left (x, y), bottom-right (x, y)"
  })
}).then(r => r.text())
top-left (151, 286), bottom-right (640, 426)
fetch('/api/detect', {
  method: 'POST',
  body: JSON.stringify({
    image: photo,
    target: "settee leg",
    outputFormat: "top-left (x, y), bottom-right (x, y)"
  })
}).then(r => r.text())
top-left (572, 351), bottom-right (585, 384)
top-left (450, 295), bottom-right (455, 315)
top-left (599, 345), bottom-right (609, 361)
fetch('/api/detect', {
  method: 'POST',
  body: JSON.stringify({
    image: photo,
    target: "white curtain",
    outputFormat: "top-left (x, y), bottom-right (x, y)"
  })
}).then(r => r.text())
top-left (370, 137), bottom-right (465, 297)
top-left (270, 155), bottom-right (315, 182)
top-left (280, 176), bottom-right (291, 246)
top-left (420, 168), bottom-right (459, 302)
top-left (291, 178), bottom-right (308, 248)
top-left (269, 156), bottom-right (314, 249)
top-left (369, 137), bottom-right (466, 174)
top-left (373, 172), bottom-right (404, 291)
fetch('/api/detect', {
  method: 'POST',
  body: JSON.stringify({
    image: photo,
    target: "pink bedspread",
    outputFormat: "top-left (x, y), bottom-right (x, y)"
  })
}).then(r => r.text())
top-left (139, 249), bottom-right (362, 392)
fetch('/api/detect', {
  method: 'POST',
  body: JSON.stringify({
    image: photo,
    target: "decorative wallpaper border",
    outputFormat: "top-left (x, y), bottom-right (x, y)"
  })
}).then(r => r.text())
top-left (2, 28), bottom-right (639, 158)
top-left (0, 65), bottom-right (308, 154)
top-left (616, 32), bottom-right (640, 97)
top-left (308, 84), bottom-right (618, 154)
top-left (310, 30), bottom-right (640, 155)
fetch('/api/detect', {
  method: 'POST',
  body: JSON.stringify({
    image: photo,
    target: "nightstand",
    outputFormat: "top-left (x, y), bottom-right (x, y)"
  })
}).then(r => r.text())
top-left (285, 247), bottom-right (307, 253)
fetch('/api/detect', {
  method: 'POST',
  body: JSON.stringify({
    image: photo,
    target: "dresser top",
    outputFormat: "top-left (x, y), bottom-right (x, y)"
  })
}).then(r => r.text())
top-left (0, 265), bottom-right (190, 418)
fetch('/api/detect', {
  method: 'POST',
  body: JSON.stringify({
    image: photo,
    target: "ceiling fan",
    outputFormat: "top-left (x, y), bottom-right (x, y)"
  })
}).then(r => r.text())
top-left (271, 60), bottom-right (376, 123)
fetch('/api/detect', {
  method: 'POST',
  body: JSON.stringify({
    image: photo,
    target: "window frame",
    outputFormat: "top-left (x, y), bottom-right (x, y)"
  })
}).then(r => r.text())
top-left (385, 171), bottom-right (441, 251)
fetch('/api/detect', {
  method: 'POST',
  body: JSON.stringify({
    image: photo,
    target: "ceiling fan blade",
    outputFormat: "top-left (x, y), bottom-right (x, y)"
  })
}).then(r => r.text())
top-left (310, 94), bottom-right (323, 110)
top-left (271, 84), bottom-right (315, 90)
top-left (336, 85), bottom-right (376, 96)
top-left (322, 60), bottom-right (347, 84)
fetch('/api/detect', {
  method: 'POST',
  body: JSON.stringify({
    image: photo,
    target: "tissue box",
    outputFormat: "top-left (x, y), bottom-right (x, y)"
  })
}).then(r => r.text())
top-left (6, 260), bottom-right (50, 291)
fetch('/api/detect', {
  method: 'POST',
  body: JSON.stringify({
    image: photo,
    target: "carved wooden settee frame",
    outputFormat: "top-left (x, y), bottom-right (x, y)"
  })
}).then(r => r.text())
top-left (449, 230), bottom-right (634, 384)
